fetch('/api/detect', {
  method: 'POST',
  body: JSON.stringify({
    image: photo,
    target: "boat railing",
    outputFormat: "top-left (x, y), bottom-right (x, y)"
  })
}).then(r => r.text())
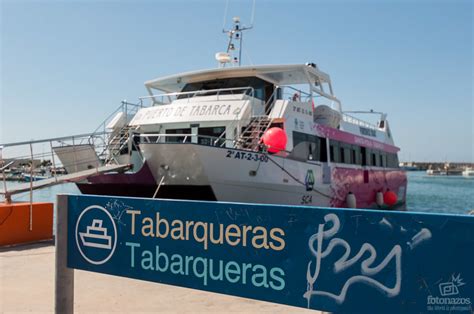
top-left (140, 133), bottom-right (266, 151)
top-left (341, 113), bottom-right (378, 130)
top-left (89, 100), bottom-right (145, 141)
top-left (139, 86), bottom-right (255, 106)
top-left (281, 86), bottom-right (345, 114)
top-left (137, 133), bottom-right (296, 158)
top-left (139, 133), bottom-right (230, 146)
top-left (264, 88), bottom-right (279, 116)
top-left (282, 86), bottom-right (313, 102)
top-left (214, 87), bottom-right (280, 147)
top-left (0, 132), bottom-right (112, 203)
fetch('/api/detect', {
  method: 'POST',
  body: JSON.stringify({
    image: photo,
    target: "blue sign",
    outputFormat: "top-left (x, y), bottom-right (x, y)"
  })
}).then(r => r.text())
top-left (66, 195), bottom-right (474, 313)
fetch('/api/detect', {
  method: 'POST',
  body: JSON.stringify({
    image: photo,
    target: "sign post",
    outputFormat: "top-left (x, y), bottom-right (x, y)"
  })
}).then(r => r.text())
top-left (55, 194), bottom-right (474, 313)
top-left (55, 195), bottom-right (74, 314)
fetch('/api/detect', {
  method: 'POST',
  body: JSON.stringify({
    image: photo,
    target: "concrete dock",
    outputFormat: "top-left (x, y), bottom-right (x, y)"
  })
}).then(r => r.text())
top-left (0, 242), bottom-right (319, 313)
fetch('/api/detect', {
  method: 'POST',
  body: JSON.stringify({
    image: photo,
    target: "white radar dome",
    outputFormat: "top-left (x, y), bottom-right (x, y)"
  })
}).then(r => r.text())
top-left (215, 52), bottom-right (231, 64)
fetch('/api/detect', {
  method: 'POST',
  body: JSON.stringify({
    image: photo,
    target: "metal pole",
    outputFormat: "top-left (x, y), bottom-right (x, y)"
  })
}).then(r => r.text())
top-left (29, 143), bottom-right (34, 231)
top-left (239, 31), bottom-right (243, 66)
top-left (124, 101), bottom-right (128, 121)
top-left (72, 137), bottom-right (78, 173)
top-left (50, 141), bottom-right (58, 182)
top-left (1, 152), bottom-right (8, 203)
top-left (2, 169), bottom-right (8, 202)
top-left (55, 194), bottom-right (74, 314)
top-left (152, 175), bottom-right (166, 199)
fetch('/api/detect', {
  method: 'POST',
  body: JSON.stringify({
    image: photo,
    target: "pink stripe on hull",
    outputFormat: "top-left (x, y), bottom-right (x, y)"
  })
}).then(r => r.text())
top-left (330, 167), bottom-right (407, 208)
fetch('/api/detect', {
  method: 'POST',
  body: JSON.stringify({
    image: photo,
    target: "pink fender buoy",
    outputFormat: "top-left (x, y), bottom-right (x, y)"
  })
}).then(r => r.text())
top-left (384, 190), bottom-right (398, 207)
top-left (261, 127), bottom-right (287, 153)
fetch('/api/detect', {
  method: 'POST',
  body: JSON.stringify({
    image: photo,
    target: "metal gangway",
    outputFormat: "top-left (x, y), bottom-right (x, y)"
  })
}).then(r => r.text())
top-left (0, 101), bottom-right (144, 203)
top-left (0, 132), bottom-right (133, 203)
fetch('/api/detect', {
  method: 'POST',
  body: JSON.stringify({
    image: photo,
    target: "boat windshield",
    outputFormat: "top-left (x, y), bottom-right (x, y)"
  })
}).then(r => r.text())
top-left (178, 76), bottom-right (273, 101)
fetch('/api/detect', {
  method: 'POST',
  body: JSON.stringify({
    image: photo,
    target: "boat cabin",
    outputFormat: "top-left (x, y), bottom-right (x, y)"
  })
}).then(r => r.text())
top-left (125, 63), bottom-right (398, 169)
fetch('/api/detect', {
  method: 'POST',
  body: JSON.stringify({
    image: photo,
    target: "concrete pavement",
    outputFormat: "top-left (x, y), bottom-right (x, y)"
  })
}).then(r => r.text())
top-left (0, 242), bottom-right (321, 313)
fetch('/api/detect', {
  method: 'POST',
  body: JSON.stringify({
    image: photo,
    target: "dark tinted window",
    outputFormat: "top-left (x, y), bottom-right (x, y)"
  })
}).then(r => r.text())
top-left (165, 128), bottom-right (191, 143)
top-left (198, 126), bottom-right (225, 146)
top-left (361, 147), bottom-right (367, 166)
top-left (292, 131), bottom-right (327, 162)
top-left (320, 138), bottom-right (328, 162)
top-left (291, 133), bottom-right (399, 168)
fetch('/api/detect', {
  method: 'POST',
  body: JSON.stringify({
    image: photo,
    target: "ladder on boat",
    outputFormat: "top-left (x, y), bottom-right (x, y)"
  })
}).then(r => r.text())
top-left (104, 125), bottom-right (139, 164)
top-left (236, 116), bottom-right (272, 151)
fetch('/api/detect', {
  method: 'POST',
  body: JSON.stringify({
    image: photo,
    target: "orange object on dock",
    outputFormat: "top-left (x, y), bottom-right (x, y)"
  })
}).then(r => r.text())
top-left (0, 202), bottom-right (53, 246)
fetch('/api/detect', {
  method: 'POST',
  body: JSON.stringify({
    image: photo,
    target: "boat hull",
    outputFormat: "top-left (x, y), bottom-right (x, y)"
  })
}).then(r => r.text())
top-left (75, 162), bottom-right (218, 200)
top-left (140, 143), bottom-right (407, 209)
top-left (76, 162), bottom-right (157, 197)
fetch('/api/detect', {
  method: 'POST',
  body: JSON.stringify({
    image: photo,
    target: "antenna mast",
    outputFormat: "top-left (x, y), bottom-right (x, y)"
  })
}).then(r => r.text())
top-left (217, 0), bottom-right (255, 67)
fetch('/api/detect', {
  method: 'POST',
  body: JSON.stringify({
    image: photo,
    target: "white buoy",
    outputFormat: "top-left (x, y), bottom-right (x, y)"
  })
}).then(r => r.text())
top-left (376, 191), bottom-right (384, 207)
top-left (346, 192), bottom-right (357, 208)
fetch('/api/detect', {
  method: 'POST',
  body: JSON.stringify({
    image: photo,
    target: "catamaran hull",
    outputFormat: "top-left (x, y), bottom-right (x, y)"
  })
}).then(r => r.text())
top-left (75, 161), bottom-right (218, 200)
top-left (140, 143), bottom-right (407, 208)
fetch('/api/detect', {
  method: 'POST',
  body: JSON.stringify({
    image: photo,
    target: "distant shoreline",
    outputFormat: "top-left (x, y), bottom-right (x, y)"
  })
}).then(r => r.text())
top-left (399, 162), bottom-right (473, 171)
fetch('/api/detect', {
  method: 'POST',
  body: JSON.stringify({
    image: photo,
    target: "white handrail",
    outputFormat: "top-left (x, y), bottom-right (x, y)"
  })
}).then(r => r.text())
top-left (342, 113), bottom-right (378, 130)
top-left (139, 86), bottom-right (255, 105)
top-left (139, 86), bottom-right (254, 99)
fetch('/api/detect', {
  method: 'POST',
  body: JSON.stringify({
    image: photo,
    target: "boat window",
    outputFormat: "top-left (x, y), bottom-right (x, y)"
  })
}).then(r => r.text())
top-left (387, 154), bottom-right (393, 167)
top-left (179, 77), bottom-right (273, 101)
top-left (361, 147), bottom-right (367, 166)
top-left (198, 126), bottom-right (226, 146)
top-left (387, 153), bottom-right (399, 168)
top-left (292, 131), bottom-right (327, 162)
top-left (292, 135), bottom-right (398, 168)
top-left (292, 132), bottom-right (307, 147)
top-left (329, 141), bottom-right (340, 163)
top-left (320, 137), bottom-right (328, 162)
top-left (339, 147), bottom-right (345, 163)
top-left (342, 144), bottom-right (352, 164)
top-left (165, 128), bottom-right (191, 143)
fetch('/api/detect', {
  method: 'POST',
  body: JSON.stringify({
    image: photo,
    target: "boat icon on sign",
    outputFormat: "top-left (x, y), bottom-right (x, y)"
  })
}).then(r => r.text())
top-left (79, 219), bottom-right (112, 250)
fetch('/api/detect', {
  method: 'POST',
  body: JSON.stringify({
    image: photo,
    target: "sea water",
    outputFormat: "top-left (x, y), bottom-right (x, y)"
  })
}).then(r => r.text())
top-left (406, 171), bottom-right (473, 214)
top-left (3, 172), bottom-right (473, 214)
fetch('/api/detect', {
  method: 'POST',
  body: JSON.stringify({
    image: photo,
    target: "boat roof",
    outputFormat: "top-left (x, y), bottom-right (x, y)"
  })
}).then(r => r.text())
top-left (144, 64), bottom-right (332, 93)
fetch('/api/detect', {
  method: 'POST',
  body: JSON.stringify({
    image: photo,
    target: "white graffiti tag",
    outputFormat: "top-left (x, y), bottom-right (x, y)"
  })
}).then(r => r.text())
top-left (303, 214), bottom-right (402, 306)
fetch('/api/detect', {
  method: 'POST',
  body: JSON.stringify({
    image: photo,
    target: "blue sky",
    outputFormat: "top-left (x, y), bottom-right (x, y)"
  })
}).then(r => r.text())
top-left (1, 0), bottom-right (472, 162)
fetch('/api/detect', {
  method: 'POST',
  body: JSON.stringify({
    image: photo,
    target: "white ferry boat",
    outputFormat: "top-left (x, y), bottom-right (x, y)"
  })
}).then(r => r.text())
top-left (76, 17), bottom-right (407, 209)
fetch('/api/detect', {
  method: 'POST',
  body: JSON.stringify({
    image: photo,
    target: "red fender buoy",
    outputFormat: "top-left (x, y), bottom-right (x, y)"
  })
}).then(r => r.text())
top-left (383, 190), bottom-right (398, 207)
top-left (261, 127), bottom-right (287, 153)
